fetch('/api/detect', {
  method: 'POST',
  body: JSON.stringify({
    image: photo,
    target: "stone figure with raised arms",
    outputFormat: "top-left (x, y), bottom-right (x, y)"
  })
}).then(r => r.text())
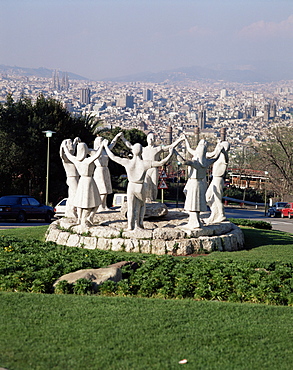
top-left (205, 141), bottom-right (230, 224)
top-left (104, 139), bottom-right (174, 230)
top-left (183, 136), bottom-right (223, 229)
top-left (90, 132), bottom-right (123, 212)
top-left (60, 137), bottom-right (81, 218)
top-left (121, 132), bottom-right (185, 202)
top-left (62, 140), bottom-right (107, 230)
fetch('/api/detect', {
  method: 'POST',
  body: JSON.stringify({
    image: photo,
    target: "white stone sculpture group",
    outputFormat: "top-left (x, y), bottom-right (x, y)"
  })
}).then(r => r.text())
top-left (60, 132), bottom-right (230, 232)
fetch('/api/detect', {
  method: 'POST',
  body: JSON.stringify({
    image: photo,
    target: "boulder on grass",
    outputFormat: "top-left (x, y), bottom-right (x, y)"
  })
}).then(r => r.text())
top-left (53, 267), bottom-right (122, 292)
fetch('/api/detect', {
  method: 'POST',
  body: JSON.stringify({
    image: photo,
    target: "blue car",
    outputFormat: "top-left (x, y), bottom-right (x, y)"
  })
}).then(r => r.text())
top-left (267, 202), bottom-right (288, 217)
top-left (0, 195), bottom-right (54, 223)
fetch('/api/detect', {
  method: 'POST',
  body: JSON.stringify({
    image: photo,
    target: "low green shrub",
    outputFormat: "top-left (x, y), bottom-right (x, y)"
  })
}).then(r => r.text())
top-left (1, 234), bottom-right (293, 305)
top-left (54, 280), bottom-right (73, 294)
top-left (73, 278), bottom-right (94, 295)
top-left (229, 218), bottom-right (272, 230)
top-left (99, 280), bottom-right (117, 295)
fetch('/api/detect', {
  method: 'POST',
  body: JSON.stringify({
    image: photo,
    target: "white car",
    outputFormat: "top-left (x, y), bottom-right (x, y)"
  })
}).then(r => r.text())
top-left (112, 193), bottom-right (127, 207)
top-left (54, 198), bottom-right (67, 218)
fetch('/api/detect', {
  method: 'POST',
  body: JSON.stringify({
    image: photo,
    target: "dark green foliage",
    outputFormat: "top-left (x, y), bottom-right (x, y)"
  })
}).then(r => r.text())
top-left (0, 94), bottom-right (95, 204)
top-left (99, 280), bottom-right (117, 295)
top-left (229, 218), bottom-right (272, 230)
top-left (224, 187), bottom-right (265, 203)
top-left (1, 235), bottom-right (293, 305)
top-left (96, 126), bottom-right (147, 184)
top-left (73, 278), bottom-right (94, 295)
top-left (54, 280), bottom-right (73, 294)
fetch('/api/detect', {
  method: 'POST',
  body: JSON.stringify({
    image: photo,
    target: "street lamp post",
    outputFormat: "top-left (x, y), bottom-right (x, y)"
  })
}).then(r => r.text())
top-left (264, 171), bottom-right (269, 216)
top-left (43, 130), bottom-right (55, 205)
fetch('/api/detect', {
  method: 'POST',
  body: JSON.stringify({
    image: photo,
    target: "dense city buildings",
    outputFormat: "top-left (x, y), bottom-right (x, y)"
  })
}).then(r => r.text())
top-left (1, 71), bottom-right (293, 164)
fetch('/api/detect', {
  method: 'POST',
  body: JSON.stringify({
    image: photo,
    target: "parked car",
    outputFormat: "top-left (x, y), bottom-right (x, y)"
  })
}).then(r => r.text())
top-left (267, 202), bottom-right (288, 217)
top-left (0, 195), bottom-right (54, 223)
top-left (54, 198), bottom-right (67, 218)
top-left (281, 202), bottom-right (293, 219)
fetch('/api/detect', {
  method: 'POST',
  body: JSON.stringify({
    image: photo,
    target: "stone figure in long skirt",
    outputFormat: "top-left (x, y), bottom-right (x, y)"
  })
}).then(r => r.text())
top-left (183, 137), bottom-right (223, 229)
top-left (104, 140), bottom-right (174, 230)
top-left (90, 132), bottom-right (123, 212)
top-left (121, 132), bottom-right (184, 202)
top-left (60, 137), bottom-right (80, 218)
top-left (205, 141), bottom-right (230, 224)
top-left (62, 140), bottom-right (106, 229)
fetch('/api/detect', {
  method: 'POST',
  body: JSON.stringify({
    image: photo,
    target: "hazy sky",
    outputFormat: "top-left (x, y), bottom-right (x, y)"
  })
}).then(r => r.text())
top-left (1, 0), bottom-right (293, 80)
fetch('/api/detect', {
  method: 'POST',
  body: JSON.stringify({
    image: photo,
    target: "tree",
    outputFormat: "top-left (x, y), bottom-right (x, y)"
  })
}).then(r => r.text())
top-left (253, 125), bottom-right (293, 199)
top-left (0, 95), bottom-right (148, 204)
top-left (0, 94), bottom-right (96, 204)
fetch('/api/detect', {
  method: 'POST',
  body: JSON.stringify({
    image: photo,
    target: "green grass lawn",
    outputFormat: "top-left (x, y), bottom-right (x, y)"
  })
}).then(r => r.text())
top-left (207, 228), bottom-right (293, 263)
top-left (0, 225), bottom-right (48, 241)
top-left (1, 292), bottom-right (293, 370)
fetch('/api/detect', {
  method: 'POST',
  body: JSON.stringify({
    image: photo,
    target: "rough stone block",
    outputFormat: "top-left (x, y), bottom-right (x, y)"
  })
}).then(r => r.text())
top-left (153, 227), bottom-right (185, 240)
top-left (56, 231), bottom-right (71, 246)
top-left (97, 238), bottom-right (112, 251)
top-left (138, 239), bottom-right (152, 254)
top-left (53, 267), bottom-right (122, 292)
top-left (90, 226), bottom-right (120, 238)
top-left (166, 239), bottom-right (194, 255)
top-left (123, 228), bottom-right (152, 239)
top-left (67, 234), bottom-right (81, 247)
top-left (151, 240), bottom-right (166, 255)
top-left (82, 236), bottom-right (97, 250)
top-left (111, 238), bottom-right (125, 252)
top-left (124, 239), bottom-right (140, 253)
top-left (46, 228), bottom-right (60, 242)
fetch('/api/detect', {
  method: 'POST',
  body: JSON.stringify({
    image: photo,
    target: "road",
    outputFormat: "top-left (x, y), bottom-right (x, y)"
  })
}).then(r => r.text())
top-left (0, 206), bottom-right (292, 234)
top-left (0, 220), bottom-right (51, 230)
top-left (224, 206), bottom-right (293, 234)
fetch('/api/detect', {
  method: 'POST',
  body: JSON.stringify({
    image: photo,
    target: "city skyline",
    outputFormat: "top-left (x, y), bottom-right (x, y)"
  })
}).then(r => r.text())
top-left (1, 0), bottom-right (293, 81)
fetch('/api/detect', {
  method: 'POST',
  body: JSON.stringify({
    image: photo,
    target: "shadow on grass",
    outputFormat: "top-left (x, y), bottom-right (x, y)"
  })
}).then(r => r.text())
top-left (242, 228), bottom-right (293, 250)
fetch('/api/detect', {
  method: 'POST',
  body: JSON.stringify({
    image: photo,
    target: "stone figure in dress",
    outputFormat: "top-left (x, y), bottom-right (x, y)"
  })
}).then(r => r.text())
top-left (60, 137), bottom-right (81, 218)
top-left (90, 132), bottom-right (123, 212)
top-left (104, 140), bottom-right (174, 230)
top-left (62, 140), bottom-right (106, 230)
top-left (183, 137), bottom-right (223, 229)
top-left (205, 141), bottom-right (230, 224)
top-left (121, 132), bottom-right (185, 202)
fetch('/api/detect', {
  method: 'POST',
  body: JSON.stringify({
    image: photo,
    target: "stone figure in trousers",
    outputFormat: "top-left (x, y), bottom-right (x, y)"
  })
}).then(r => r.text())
top-left (104, 140), bottom-right (174, 230)
top-left (121, 132), bottom-right (185, 202)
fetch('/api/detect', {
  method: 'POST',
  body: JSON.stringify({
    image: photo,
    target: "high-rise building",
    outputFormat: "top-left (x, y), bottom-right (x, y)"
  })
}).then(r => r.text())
top-left (270, 103), bottom-right (277, 118)
top-left (116, 94), bottom-right (134, 108)
top-left (166, 125), bottom-right (172, 145)
top-left (264, 103), bottom-right (270, 121)
top-left (220, 89), bottom-right (228, 99)
top-left (198, 107), bottom-right (206, 130)
top-left (80, 88), bottom-right (91, 105)
top-left (52, 69), bottom-right (60, 91)
top-left (143, 88), bottom-right (153, 101)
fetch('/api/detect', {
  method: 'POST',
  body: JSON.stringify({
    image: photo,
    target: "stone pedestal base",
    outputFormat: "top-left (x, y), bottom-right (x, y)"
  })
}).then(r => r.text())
top-left (46, 208), bottom-right (245, 255)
